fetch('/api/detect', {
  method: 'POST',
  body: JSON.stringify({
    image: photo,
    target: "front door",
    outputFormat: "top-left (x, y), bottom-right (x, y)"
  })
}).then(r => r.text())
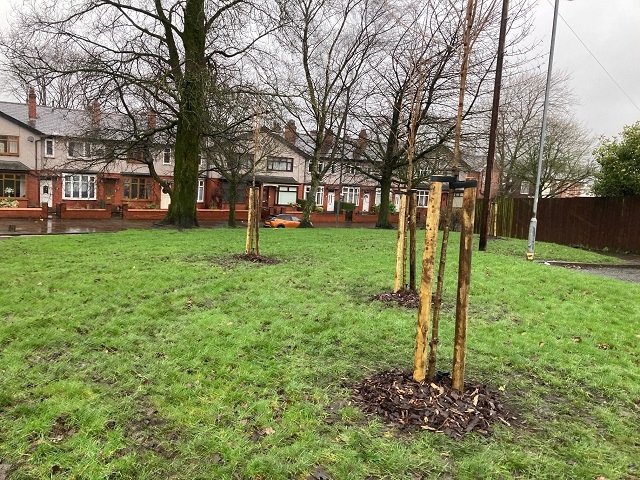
top-left (362, 193), bottom-right (370, 213)
top-left (327, 191), bottom-right (335, 212)
top-left (103, 179), bottom-right (115, 204)
top-left (40, 179), bottom-right (53, 207)
top-left (160, 190), bottom-right (171, 209)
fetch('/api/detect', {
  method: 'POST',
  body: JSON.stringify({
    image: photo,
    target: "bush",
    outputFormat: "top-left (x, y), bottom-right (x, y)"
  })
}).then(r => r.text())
top-left (0, 198), bottom-right (19, 208)
top-left (439, 206), bottom-right (463, 231)
top-left (375, 202), bottom-right (397, 214)
top-left (338, 202), bottom-right (356, 212)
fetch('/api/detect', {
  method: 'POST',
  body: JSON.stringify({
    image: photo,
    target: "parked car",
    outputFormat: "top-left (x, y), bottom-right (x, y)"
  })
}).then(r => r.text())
top-left (264, 214), bottom-right (303, 228)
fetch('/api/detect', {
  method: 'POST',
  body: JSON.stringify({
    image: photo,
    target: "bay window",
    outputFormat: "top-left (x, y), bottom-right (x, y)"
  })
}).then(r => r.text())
top-left (1, 173), bottom-right (26, 197)
top-left (63, 174), bottom-right (96, 199)
top-left (123, 176), bottom-right (151, 200)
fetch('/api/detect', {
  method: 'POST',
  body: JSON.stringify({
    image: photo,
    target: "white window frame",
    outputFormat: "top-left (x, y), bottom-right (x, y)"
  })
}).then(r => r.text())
top-left (375, 188), bottom-right (381, 206)
top-left (277, 185), bottom-right (297, 205)
top-left (342, 186), bottom-right (360, 206)
top-left (520, 181), bottom-right (530, 195)
top-left (416, 190), bottom-right (429, 207)
top-left (197, 179), bottom-right (205, 202)
top-left (62, 173), bottom-right (96, 200)
top-left (162, 148), bottom-right (172, 165)
top-left (67, 141), bottom-right (91, 159)
top-left (304, 185), bottom-right (324, 206)
top-left (44, 139), bottom-right (55, 157)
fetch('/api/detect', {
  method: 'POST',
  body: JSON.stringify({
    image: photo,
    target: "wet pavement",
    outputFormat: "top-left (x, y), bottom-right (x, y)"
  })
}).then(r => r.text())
top-left (0, 217), bottom-right (227, 237)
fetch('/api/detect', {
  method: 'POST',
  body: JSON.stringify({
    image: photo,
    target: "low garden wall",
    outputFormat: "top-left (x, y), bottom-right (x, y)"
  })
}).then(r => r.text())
top-left (0, 204), bottom-right (47, 219)
top-left (59, 203), bottom-right (111, 220)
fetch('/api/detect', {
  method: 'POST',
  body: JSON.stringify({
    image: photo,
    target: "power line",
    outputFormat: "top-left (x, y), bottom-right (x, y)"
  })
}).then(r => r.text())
top-left (550, 0), bottom-right (640, 113)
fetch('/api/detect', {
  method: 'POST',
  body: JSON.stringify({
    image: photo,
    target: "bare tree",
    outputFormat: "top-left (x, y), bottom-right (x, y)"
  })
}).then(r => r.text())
top-left (201, 88), bottom-right (280, 227)
top-left (2, 0), bottom-right (277, 227)
top-left (351, 0), bottom-right (532, 228)
top-left (261, 0), bottom-right (388, 227)
top-left (494, 71), bottom-right (595, 198)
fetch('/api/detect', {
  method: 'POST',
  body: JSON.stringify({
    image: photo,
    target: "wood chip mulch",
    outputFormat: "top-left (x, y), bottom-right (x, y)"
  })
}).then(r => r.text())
top-left (231, 253), bottom-right (280, 265)
top-left (371, 290), bottom-right (421, 309)
top-left (352, 369), bottom-right (513, 439)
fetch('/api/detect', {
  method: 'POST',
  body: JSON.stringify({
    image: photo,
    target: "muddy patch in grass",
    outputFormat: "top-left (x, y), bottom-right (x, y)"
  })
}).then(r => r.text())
top-left (121, 405), bottom-right (183, 460)
top-left (371, 290), bottom-right (421, 309)
top-left (230, 253), bottom-right (280, 265)
top-left (183, 253), bottom-right (280, 270)
top-left (352, 369), bottom-right (514, 439)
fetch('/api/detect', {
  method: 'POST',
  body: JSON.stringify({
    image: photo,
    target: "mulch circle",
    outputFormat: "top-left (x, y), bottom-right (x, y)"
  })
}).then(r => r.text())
top-left (352, 369), bottom-right (513, 439)
top-left (371, 290), bottom-right (421, 309)
top-left (231, 253), bottom-right (280, 265)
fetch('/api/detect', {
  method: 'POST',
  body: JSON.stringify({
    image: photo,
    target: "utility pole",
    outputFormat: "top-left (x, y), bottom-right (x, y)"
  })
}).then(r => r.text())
top-left (527, 0), bottom-right (560, 260)
top-left (479, 0), bottom-right (509, 251)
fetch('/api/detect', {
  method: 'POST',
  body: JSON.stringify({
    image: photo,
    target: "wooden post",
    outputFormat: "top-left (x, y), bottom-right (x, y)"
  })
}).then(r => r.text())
top-left (451, 186), bottom-right (477, 391)
top-left (253, 188), bottom-right (260, 255)
top-left (245, 188), bottom-right (255, 254)
top-left (413, 181), bottom-right (442, 383)
top-left (409, 192), bottom-right (417, 291)
top-left (393, 194), bottom-right (408, 293)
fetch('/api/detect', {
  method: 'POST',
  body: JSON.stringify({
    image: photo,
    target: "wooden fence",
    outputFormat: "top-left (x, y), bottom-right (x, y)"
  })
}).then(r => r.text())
top-left (475, 196), bottom-right (640, 253)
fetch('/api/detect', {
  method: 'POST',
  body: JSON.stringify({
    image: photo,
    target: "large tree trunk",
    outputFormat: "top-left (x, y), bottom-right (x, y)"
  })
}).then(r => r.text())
top-left (161, 0), bottom-right (205, 228)
top-left (300, 173), bottom-right (319, 228)
top-left (376, 174), bottom-right (394, 229)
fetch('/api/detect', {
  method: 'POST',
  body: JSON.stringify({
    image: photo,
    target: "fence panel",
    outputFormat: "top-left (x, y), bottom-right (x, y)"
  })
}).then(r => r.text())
top-left (475, 196), bottom-right (640, 253)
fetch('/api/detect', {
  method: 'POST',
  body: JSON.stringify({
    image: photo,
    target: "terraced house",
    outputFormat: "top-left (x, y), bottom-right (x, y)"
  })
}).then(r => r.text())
top-left (0, 88), bottom-right (174, 215)
top-left (1, 89), bottom-right (477, 221)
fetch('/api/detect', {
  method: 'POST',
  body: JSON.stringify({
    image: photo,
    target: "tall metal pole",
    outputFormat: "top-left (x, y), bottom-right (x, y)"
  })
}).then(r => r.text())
top-left (526, 0), bottom-right (560, 260)
top-left (479, 0), bottom-right (509, 251)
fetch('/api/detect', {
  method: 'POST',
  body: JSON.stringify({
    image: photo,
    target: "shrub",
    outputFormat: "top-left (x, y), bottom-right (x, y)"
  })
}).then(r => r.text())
top-left (0, 198), bottom-right (19, 208)
top-left (338, 202), bottom-right (356, 212)
top-left (375, 202), bottom-right (397, 214)
top-left (439, 206), bottom-right (463, 231)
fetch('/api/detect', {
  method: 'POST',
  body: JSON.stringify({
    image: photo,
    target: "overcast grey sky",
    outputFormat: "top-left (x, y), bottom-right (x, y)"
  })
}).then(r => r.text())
top-left (530, 0), bottom-right (640, 138)
top-left (1, 0), bottom-right (638, 139)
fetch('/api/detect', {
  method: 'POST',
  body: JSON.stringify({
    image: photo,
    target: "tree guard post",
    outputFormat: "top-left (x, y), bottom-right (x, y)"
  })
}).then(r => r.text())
top-left (413, 181), bottom-right (442, 383)
top-left (253, 187), bottom-right (260, 255)
top-left (245, 187), bottom-right (255, 254)
top-left (451, 180), bottom-right (477, 391)
top-left (393, 193), bottom-right (408, 293)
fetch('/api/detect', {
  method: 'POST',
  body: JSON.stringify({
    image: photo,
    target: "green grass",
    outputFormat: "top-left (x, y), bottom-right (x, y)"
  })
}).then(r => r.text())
top-left (0, 227), bottom-right (638, 479)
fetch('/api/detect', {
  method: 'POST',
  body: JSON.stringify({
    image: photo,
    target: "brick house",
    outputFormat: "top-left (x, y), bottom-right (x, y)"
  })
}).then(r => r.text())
top-left (0, 89), bottom-right (175, 214)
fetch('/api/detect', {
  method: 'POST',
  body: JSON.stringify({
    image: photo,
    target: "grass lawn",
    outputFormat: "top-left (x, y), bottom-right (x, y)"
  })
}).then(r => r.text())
top-left (0, 227), bottom-right (638, 479)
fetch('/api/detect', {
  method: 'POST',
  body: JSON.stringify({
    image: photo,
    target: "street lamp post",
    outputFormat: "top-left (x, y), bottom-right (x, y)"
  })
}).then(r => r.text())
top-left (526, 0), bottom-right (560, 260)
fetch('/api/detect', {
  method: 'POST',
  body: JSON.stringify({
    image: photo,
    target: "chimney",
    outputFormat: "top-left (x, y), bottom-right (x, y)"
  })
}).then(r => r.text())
top-left (284, 120), bottom-right (297, 143)
top-left (358, 129), bottom-right (368, 150)
top-left (28, 87), bottom-right (37, 124)
top-left (321, 128), bottom-right (334, 153)
top-left (148, 110), bottom-right (157, 129)
top-left (91, 100), bottom-right (101, 126)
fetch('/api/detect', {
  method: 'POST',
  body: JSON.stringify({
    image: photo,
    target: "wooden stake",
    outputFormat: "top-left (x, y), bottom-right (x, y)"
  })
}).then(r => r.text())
top-left (245, 187), bottom-right (255, 254)
top-left (393, 194), bottom-right (408, 293)
top-left (451, 186), bottom-right (477, 391)
top-left (254, 188), bottom-right (260, 255)
top-left (413, 181), bottom-right (442, 383)
top-left (409, 192), bottom-right (417, 291)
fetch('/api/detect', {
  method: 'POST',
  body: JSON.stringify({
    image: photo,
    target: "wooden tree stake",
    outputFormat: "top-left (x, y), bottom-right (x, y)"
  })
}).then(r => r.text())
top-left (393, 194), bottom-right (408, 293)
top-left (413, 181), bottom-right (442, 382)
top-left (245, 187), bottom-right (255, 254)
top-left (451, 186), bottom-right (477, 391)
top-left (409, 192), bottom-right (417, 291)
